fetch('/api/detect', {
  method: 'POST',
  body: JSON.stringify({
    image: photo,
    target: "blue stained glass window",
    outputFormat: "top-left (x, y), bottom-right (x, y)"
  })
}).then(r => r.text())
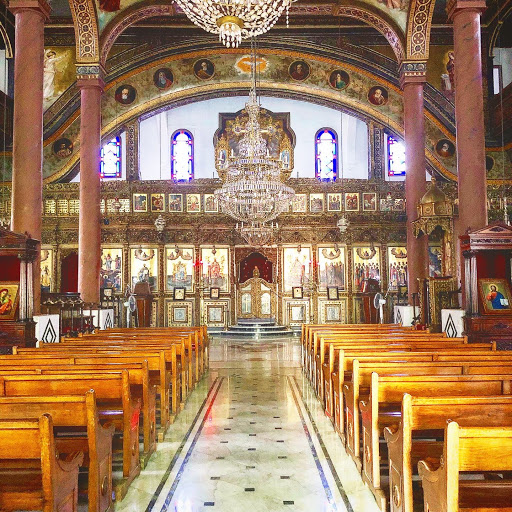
top-left (315, 128), bottom-right (338, 182)
top-left (387, 136), bottom-right (406, 177)
top-left (171, 130), bottom-right (194, 182)
top-left (100, 136), bottom-right (121, 179)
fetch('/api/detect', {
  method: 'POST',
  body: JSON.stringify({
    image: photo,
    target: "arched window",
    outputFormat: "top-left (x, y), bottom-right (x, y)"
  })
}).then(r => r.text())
top-left (100, 136), bottom-right (121, 179)
top-left (315, 128), bottom-right (338, 182)
top-left (387, 135), bottom-right (406, 177)
top-left (171, 129), bottom-right (194, 182)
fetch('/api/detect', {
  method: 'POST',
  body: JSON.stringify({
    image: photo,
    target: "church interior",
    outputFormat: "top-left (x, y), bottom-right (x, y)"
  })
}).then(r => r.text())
top-left (1, 0), bottom-right (512, 508)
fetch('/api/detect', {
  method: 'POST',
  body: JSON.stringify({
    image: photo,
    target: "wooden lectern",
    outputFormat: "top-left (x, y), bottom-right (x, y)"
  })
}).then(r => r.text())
top-left (133, 281), bottom-right (153, 327)
top-left (361, 278), bottom-right (381, 324)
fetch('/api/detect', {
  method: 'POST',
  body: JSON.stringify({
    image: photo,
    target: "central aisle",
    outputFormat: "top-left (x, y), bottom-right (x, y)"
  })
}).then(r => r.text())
top-left (116, 337), bottom-right (380, 512)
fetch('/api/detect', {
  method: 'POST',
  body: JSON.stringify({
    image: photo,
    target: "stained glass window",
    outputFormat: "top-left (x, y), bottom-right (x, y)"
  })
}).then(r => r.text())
top-left (315, 128), bottom-right (338, 182)
top-left (100, 136), bottom-right (121, 179)
top-left (171, 130), bottom-right (194, 182)
top-left (387, 135), bottom-right (406, 177)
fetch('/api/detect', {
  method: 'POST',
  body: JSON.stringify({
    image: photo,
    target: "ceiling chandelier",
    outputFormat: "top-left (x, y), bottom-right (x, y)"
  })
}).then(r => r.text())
top-left (215, 46), bottom-right (295, 246)
top-left (174, 0), bottom-right (296, 47)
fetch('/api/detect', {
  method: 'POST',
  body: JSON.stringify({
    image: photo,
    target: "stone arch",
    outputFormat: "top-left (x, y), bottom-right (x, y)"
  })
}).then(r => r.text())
top-left (488, 6), bottom-right (512, 57)
top-left (334, 5), bottom-right (406, 62)
top-left (68, 0), bottom-right (100, 63)
top-left (0, 22), bottom-right (13, 58)
top-left (406, 0), bottom-right (437, 60)
top-left (100, 1), bottom-right (175, 66)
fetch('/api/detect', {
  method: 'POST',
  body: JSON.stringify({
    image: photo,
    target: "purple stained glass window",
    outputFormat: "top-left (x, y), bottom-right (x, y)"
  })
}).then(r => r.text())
top-left (171, 130), bottom-right (194, 182)
top-left (100, 136), bottom-right (121, 179)
top-left (315, 128), bottom-right (338, 182)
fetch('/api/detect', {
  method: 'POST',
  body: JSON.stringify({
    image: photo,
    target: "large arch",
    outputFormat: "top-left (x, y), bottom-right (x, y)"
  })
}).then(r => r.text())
top-left (405, 0), bottom-right (437, 60)
top-left (0, 22), bottom-right (13, 58)
top-left (68, 0), bottom-right (101, 64)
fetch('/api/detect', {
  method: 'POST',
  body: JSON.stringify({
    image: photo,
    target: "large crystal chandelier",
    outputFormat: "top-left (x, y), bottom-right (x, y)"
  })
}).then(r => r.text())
top-left (174, 0), bottom-right (296, 47)
top-left (215, 49), bottom-right (294, 246)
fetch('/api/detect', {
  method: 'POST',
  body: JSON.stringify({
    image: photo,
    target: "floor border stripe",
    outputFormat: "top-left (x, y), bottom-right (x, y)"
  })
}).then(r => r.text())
top-left (144, 376), bottom-right (220, 512)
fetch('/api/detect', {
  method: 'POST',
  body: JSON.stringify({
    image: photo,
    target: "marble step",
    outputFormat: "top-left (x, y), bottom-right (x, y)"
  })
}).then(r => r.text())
top-left (211, 328), bottom-right (296, 338)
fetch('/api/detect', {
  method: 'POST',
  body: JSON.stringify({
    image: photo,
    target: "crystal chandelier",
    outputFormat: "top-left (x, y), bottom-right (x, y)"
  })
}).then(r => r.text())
top-left (215, 50), bottom-right (294, 246)
top-left (174, 0), bottom-right (296, 48)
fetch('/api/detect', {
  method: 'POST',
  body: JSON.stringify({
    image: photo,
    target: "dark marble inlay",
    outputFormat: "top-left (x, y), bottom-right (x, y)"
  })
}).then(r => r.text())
top-left (204, 502), bottom-right (215, 507)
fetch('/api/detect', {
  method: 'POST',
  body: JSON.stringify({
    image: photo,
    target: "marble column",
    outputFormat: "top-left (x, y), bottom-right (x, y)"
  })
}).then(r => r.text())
top-left (448, 0), bottom-right (487, 234)
top-left (401, 64), bottom-right (429, 299)
top-left (77, 76), bottom-right (103, 304)
top-left (10, 0), bottom-right (51, 315)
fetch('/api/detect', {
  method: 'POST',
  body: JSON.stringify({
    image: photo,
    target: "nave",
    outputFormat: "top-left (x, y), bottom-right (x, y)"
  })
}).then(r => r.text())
top-left (115, 337), bottom-right (379, 512)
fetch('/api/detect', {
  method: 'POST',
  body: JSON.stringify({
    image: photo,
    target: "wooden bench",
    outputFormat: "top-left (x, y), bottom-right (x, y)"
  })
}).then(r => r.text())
top-left (0, 414), bottom-right (84, 512)
top-left (362, 378), bottom-right (512, 511)
top-left (418, 421), bottom-right (512, 512)
top-left (0, 371), bottom-right (140, 498)
top-left (0, 391), bottom-right (114, 512)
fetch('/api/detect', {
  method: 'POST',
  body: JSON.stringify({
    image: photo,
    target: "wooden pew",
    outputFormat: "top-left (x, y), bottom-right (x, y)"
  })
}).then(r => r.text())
top-left (0, 391), bottom-right (114, 512)
top-left (343, 360), bottom-right (512, 469)
top-left (0, 414), bottom-right (84, 512)
top-left (0, 372), bottom-right (140, 499)
top-left (418, 421), bottom-right (512, 512)
top-left (387, 395), bottom-right (512, 512)
top-left (0, 361), bottom-right (156, 464)
top-left (361, 377), bottom-right (512, 510)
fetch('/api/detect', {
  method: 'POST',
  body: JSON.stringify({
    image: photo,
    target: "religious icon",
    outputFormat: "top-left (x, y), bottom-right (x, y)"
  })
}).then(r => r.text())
top-left (168, 194), bottom-right (183, 212)
top-left (99, 0), bottom-right (120, 12)
top-left (284, 246), bottom-right (310, 291)
top-left (310, 193), bottom-right (324, 213)
top-left (326, 304), bottom-right (341, 321)
top-left (362, 193), bottom-right (377, 212)
top-left (133, 193), bottom-right (148, 212)
top-left (40, 249), bottom-right (53, 293)
top-left (327, 287), bottom-right (339, 300)
top-left (131, 247), bottom-right (158, 290)
top-left (173, 307), bottom-right (187, 322)
top-left (210, 287), bottom-right (220, 299)
top-left (0, 283), bottom-right (19, 321)
top-left (318, 245), bottom-right (345, 290)
top-left (218, 149), bottom-right (228, 169)
top-left (288, 60), bottom-right (310, 81)
top-left (53, 138), bottom-right (73, 158)
top-left (353, 247), bottom-right (381, 292)
top-left (151, 194), bottom-right (165, 212)
top-left (292, 194), bottom-right (307, 213)
top-left (428, 245), bottom-right (442, 277)
top-left (368, 86), bottom-right (389, 106)
top-left (43, 49), bottom-right (65, 102)
top-left (187, 194), bottom-right (201, 213)
top-left (204, 194), bottom-right (219, 213)
top-left (479, 278), bottom-right (512, 314)
top-left (388, 247), bottom-right (408, 291)
top-left (290, 305), bottom-right (305, 322)
top-left (100, 248), bottom-right (122, 292)
top-left (166, 246), bottom-right (194, 292)
top-left (193, 59), bottom-right (215, 80)
top-left (153, 68), bottom-right (174, 90)
top-left (202, 247), bottom-right (229, 292)
top-left (327, 193), bottom-right (342, 212)
top-left (435, 139), bottom-right (455, 158)
top-left (208, 305), bottom-right (223, 323)
top-left (173, 287), bottom-right (185, 300)
top-left (328, 70), bottom-right (350, 91)
top-left (345, 193), bottom-right (359, 212)
top-left (292, 286), bottom-right (303, 299)
top-left (441, 50), bottom-right (455, 97)
top-left (115, 84), bottom-right (136, 105)
top-left (280, 149), bottom-right (291, 169)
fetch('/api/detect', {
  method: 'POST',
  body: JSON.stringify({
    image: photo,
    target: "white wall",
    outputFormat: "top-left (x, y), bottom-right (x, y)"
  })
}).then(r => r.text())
top-left (0, 50), bottom-right (7, 94)
top-left (139, 95), bottom-right (370, 180)
top-left (494, 48), bottom-right (512, 90)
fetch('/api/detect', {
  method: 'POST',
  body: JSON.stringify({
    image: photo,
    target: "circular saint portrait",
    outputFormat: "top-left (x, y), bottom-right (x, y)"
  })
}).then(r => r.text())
top-left (288, 60), bottom-right (310, 81)
top-left (193, 59), bottom-right (215, 80)
top-left (53, 138), bottom-right (73, 158)
top-left (486, 155), bottom-right (495, 172)
top-left (115, 84), bottom-right (136, 105)
top-left (368, 86), bottom-right (389, 106)
top-left (328, 70), bottom-right (350, 91)
top-left (153, 68), bottom-right (174, 90)
top-left (435, 139), bottom-right (456, 158)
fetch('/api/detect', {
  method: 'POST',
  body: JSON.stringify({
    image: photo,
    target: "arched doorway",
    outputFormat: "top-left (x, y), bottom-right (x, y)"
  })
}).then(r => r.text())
top-left (60, 251), bottom-right (78, 293)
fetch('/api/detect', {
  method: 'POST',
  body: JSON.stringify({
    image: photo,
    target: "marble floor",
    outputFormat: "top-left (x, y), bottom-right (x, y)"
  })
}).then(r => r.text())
top-left (115, 337), bottom-right (381, 512)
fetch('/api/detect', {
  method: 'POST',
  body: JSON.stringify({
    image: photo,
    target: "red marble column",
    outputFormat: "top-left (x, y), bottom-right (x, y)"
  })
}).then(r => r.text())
top-left (77, 78), bottom-right (103, 304)
top-left (402, 70), bottom-right (428, 299)
top-left (448, 0), bottom-right (487, 234)
top-left (9, 0), bottom-right (50, 315)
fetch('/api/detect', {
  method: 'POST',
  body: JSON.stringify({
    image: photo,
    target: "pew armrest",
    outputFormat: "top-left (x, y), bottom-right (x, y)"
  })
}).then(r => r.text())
top-left (418, 457), bottom-right (445, 512)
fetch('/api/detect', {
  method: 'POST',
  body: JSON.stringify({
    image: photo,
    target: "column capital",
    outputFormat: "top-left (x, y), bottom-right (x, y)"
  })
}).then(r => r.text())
top-left (9, 0), bottom-right (51, 18)
top-left (76, 63), bottom-right (106, 89)
top-left (399, 61), bottom-right (427, 89)
top-left (447, 0), bottom-right (486, 20)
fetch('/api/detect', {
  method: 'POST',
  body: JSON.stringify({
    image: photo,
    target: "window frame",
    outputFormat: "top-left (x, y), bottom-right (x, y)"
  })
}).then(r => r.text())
top-left (100, 135), bottom-right (122, 179)
top-left (315, 127), bottom-right (338, 182)
top-left (170, 129), bottom-right (194, 182)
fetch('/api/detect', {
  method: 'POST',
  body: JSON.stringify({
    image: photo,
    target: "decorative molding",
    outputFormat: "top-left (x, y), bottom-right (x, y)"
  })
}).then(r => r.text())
top-left (446, 0), bottom-right (486, 20)
top-left (406, 0), bottom-right (436, 60)
top-left (125, 119), bottom-right (140, 181)
top-left (399, 60), bottom-right (427, 88)
top-left (68, 0), bottom-right (100, 63)
top-left (333, 5), bottom-right (405, 62)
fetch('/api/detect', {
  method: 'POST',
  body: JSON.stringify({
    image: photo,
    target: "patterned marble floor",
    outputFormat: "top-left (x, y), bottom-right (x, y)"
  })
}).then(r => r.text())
top-left (115, 337), bottom-right (381, 512)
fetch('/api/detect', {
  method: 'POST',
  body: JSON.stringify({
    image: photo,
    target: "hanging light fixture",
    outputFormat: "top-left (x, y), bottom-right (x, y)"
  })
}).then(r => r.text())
top-left (174, 0), bottom-right (296, 48)
top-left (215, 40), bottom-right (294, 246)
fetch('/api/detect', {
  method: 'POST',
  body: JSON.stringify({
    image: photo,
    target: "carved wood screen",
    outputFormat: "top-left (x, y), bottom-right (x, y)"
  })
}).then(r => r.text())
top-left (237, 276), bottom-right (276, 319)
